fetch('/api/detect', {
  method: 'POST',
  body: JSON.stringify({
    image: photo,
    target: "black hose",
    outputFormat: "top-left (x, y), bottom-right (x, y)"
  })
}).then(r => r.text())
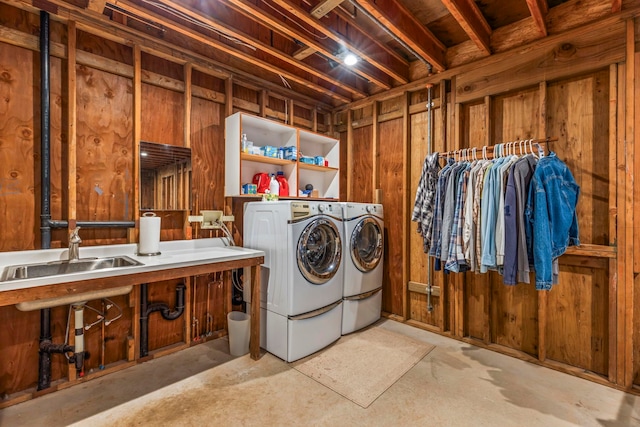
top-left (140, 282), bottom-right (186, 357)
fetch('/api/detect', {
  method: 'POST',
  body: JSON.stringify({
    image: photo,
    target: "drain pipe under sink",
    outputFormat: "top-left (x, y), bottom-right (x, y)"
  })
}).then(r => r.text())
top-left (140, 282), bottom-right (186, 357)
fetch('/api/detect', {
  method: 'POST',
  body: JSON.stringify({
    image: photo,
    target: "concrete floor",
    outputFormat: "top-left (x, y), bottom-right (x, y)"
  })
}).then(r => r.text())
top-left (1, 319), bottom-right (639, 427)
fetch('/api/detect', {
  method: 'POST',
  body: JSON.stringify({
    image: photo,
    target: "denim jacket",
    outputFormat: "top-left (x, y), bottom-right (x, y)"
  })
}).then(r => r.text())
top-left (525, 152), bottom-right (580, 290)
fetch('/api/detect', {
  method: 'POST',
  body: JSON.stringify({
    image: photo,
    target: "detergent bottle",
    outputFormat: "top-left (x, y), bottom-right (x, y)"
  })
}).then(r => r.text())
top-left (269, 173), bottom-right (280, 196)
top-left (276, 171), bottom-right (289, 196)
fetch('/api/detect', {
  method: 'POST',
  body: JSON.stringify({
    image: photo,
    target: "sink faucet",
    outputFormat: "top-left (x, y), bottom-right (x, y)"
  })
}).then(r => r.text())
top-left (69, 226), bottom-right (82, 261)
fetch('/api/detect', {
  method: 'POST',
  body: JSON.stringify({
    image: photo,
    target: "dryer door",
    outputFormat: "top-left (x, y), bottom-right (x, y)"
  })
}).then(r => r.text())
top-left (297, 218), bottom-right (342, 284)
top-left (351, 217), bottom-right (383, 272)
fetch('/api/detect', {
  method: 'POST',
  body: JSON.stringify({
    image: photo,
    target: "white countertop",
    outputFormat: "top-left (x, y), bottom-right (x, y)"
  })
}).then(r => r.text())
top-left (0, 238), bottom-right (264, 293)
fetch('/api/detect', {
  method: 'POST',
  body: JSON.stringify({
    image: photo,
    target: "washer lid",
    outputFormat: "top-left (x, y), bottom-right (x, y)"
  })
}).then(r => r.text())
top-left (351, 217), bottom-right (383, 272)
top-left (297, 218), bottom-right (342, 285)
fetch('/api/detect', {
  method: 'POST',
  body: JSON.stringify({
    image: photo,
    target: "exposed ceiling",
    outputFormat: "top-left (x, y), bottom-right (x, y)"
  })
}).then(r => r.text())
top-left (34, 0), bottom-right (633, 109)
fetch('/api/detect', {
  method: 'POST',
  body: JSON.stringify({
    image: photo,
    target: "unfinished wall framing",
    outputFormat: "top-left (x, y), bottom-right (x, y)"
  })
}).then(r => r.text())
top-left (339, 16), bottom-right (640, 392)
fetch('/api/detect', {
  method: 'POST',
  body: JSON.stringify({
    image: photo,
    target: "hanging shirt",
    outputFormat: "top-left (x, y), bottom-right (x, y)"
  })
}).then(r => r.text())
top-left (429, 158), bottom-right (455, 261)
top-left (463, 160), bottom-right (484, 271)
top-left (411, 152), bottom-right (441, 253)
top-left (525, 152), bottom-right (580, 290)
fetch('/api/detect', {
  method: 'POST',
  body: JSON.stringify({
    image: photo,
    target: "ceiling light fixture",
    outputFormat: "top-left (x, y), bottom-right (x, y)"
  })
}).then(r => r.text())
top-left (343, 52), bottom-right (358, 66)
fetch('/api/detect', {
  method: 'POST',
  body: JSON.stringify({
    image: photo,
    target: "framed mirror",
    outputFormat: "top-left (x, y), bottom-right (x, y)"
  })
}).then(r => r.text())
top-left (140, 141), bottom-right (192, 210)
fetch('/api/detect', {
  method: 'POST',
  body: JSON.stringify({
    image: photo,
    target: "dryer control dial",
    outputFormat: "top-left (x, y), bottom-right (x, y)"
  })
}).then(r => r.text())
top-left (366, 205), bottom-right (373, 213)
top-left (318, 204), bottom-right (326, 213)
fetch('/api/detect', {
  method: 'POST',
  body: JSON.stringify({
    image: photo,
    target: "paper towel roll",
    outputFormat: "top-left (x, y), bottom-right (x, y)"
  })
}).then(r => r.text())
top-left (139, 213), bottom-right (161, 255)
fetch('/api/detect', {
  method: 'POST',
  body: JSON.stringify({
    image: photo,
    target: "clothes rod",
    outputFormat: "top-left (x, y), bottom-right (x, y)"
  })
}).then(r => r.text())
top-left (438, 137), bottom-right (558, 159)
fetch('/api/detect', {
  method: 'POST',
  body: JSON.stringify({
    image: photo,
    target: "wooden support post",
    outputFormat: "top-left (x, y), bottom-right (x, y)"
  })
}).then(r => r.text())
top-left (133, 44), bottom-right (141, 236)
top-left (622, 18), bottom-right (635, 388)
top-left (184, 63), bottom-right (192, 149)
top-left (401, 92), bottom-right (409, 320)
top-left (225, 77), bottom-right (233, 118)
top-left (67, 20), bottom-right (77, 229)
top-left (260, 89), bottom-right (268, 117)
top-left (609, 63), bottom-right (619, 384)
top-left (538, 81), bottom-right (548, 362)
top-left (184, 276), bottom-right (192, 344)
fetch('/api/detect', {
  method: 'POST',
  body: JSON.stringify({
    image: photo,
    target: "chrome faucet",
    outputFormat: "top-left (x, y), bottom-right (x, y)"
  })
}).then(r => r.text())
top-left (69, 227), bottom-right (82, 261)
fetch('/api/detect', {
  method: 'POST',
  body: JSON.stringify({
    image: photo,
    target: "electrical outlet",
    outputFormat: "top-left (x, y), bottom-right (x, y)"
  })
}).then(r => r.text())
top-left (200, 210), bottom-right (223, 229)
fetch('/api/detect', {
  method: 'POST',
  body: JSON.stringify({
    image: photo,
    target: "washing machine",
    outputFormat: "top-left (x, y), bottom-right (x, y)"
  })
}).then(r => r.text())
top-left (341, 202), bottom-right (384, 334)
top-left (243, 200), bottom-right (344, 362)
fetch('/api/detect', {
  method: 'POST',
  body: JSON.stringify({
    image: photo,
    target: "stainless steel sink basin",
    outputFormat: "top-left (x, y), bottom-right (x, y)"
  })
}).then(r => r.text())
top-left (1, 256), bottom-right (143, 282)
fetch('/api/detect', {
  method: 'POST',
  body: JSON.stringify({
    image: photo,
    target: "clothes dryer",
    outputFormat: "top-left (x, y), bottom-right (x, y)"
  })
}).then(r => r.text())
top-left (243, 200), bottom-right (344, 362)
top-left (341, 202), bottom-right (384, 334)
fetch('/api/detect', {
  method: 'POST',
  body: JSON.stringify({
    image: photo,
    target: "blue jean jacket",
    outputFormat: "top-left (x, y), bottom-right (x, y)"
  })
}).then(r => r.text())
top-left (525, 153), bottom-right (580, 290)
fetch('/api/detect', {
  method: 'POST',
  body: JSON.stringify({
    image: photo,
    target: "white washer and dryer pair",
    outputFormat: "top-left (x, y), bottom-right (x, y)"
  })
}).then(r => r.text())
top-left (243, 200), bottom-right (344, 362)
top-left (340, 202), bottom-right (384, 335)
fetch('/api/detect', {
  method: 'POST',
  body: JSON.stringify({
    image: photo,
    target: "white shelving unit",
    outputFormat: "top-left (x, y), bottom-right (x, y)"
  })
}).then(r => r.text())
top-left (225, 112), bottom-right (340, 199)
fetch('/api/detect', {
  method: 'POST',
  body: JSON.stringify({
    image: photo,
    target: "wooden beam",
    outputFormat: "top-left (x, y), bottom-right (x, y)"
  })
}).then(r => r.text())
top-left (112, 0), bottom-right (355, 103)
top-left (352, 0), bottom-right (447, 71)
top-left (441, 0), bottom-right (492, 55)
top-left (86, 0), bottom-right (106, 14)
top-left (8, 0), bottom-right (336, 110)
top-left (612, 0), bottom-right (622, 13)
top-left (526, 0), bottom-right (549, 37)
top-left (245, 0), bottom-right (406, 86)
top-left (310, 0), bottom-right (343, 18)
top-left (292, 45), bottom-right (316, 61)
top-left (274, 0), bottom-right (409, 84)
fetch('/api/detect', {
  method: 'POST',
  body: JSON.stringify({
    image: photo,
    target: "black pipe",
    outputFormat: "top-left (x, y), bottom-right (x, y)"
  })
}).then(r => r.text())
top-left (38, 10), bottom-right (53, 391)
top-left (40, 10), bottom-right (51, 250)
top-left (47, 220), bottom-right (136, 229)
top-left (140, 282), bottom-right (186, 357)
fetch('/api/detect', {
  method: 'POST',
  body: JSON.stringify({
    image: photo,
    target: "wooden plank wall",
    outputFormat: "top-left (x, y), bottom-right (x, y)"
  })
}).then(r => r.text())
top-left (339, 15), bottom-right (639, 391)
top-left (0, 1), bottom-right (330, 401)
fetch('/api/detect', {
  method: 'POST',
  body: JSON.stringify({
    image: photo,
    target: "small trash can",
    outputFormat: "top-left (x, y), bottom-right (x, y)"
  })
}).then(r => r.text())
top-left (227, 311), bottom-right (251, 356)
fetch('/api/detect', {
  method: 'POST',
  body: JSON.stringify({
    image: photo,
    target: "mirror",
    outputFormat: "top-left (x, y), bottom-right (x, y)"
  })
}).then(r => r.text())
top-left (140, 141), bottom-right (192, 210)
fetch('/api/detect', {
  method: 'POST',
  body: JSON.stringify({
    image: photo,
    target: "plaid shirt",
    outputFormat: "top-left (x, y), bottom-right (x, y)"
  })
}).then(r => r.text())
top-left (445, 163), bottom-right (471, 272)
top-left (411, 152), bottom-right (441, 253)
top-left (429, 158), bottom-right (455, 259)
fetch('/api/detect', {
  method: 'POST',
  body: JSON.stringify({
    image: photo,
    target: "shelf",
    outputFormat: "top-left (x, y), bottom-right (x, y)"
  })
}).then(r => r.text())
top-left (298, 163), bottom-right (339, 172)
top-left (563, 244), bottom-right (616, 259)
top-left (226, 112), bottom-right (339, 199)
top-left (240, 153), bottom-right (296, 166)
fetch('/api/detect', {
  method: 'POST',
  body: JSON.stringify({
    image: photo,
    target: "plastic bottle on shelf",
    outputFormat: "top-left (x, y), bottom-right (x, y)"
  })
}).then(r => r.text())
top-left (241, 133), bottom-right (248, 153)
top-left (269, 173), bottom-right (280, 196)
top-left (276, 171), bottom-right (289, 197)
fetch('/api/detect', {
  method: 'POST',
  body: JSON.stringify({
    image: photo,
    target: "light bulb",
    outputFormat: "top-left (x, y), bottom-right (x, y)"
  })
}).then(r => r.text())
top-left (344, 53), bottom-right (358, 66)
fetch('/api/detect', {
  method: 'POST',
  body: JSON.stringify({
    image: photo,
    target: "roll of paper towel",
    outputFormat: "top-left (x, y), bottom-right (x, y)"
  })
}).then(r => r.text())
top-left (139, 212), bottom-right (161, 255)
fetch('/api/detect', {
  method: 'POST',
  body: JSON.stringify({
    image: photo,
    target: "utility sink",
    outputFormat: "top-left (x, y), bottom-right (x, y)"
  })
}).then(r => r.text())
top-left (1, 256), bottom-right (143, 282)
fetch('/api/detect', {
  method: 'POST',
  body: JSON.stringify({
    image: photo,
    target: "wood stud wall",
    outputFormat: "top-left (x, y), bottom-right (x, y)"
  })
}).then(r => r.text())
top-left (1, 0), bottom-right (640, 406)
top-left (340, 15), bottom-right (640, 393)
top-left (0, 2), bottom-right (330, 404)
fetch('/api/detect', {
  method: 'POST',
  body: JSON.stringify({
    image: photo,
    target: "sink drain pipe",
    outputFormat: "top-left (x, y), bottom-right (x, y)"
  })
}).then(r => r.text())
top-left (140, 282), bottom-right (186, 357)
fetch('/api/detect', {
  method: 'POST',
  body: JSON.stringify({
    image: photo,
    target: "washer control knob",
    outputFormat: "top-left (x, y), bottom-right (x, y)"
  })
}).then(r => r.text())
top-left (366, 205), bottom-right (373, 213)
top-left (318, 204), bottom-right (326, 213)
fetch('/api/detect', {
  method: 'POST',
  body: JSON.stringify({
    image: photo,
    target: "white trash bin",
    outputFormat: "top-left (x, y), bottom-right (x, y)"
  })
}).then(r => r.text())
top-left (227, 311), bottom-right (251, 356)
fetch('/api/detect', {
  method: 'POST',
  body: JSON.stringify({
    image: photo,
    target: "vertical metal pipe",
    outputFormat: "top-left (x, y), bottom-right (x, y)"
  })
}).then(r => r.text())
top-left (37, 308), bottom-right (52, 390)
top-left (40, 10), bottom-right (51, 250)
top-left (38, 11), bottom-right (53, 390)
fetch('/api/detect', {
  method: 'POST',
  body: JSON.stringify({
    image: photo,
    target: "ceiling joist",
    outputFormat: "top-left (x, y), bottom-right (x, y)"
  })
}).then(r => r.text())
top-left (441, 0), bottom-right (492, 55)
top-left (310, 0), bottom-right (343, 18)
top-left (526, 0), bottom-right (549, 36)
top-left (351, 0), bottom-right (447, 71)
top-left (111, 0), bottom-right (356, 103)
top-left (270, 0), bottom-right (408, 86)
